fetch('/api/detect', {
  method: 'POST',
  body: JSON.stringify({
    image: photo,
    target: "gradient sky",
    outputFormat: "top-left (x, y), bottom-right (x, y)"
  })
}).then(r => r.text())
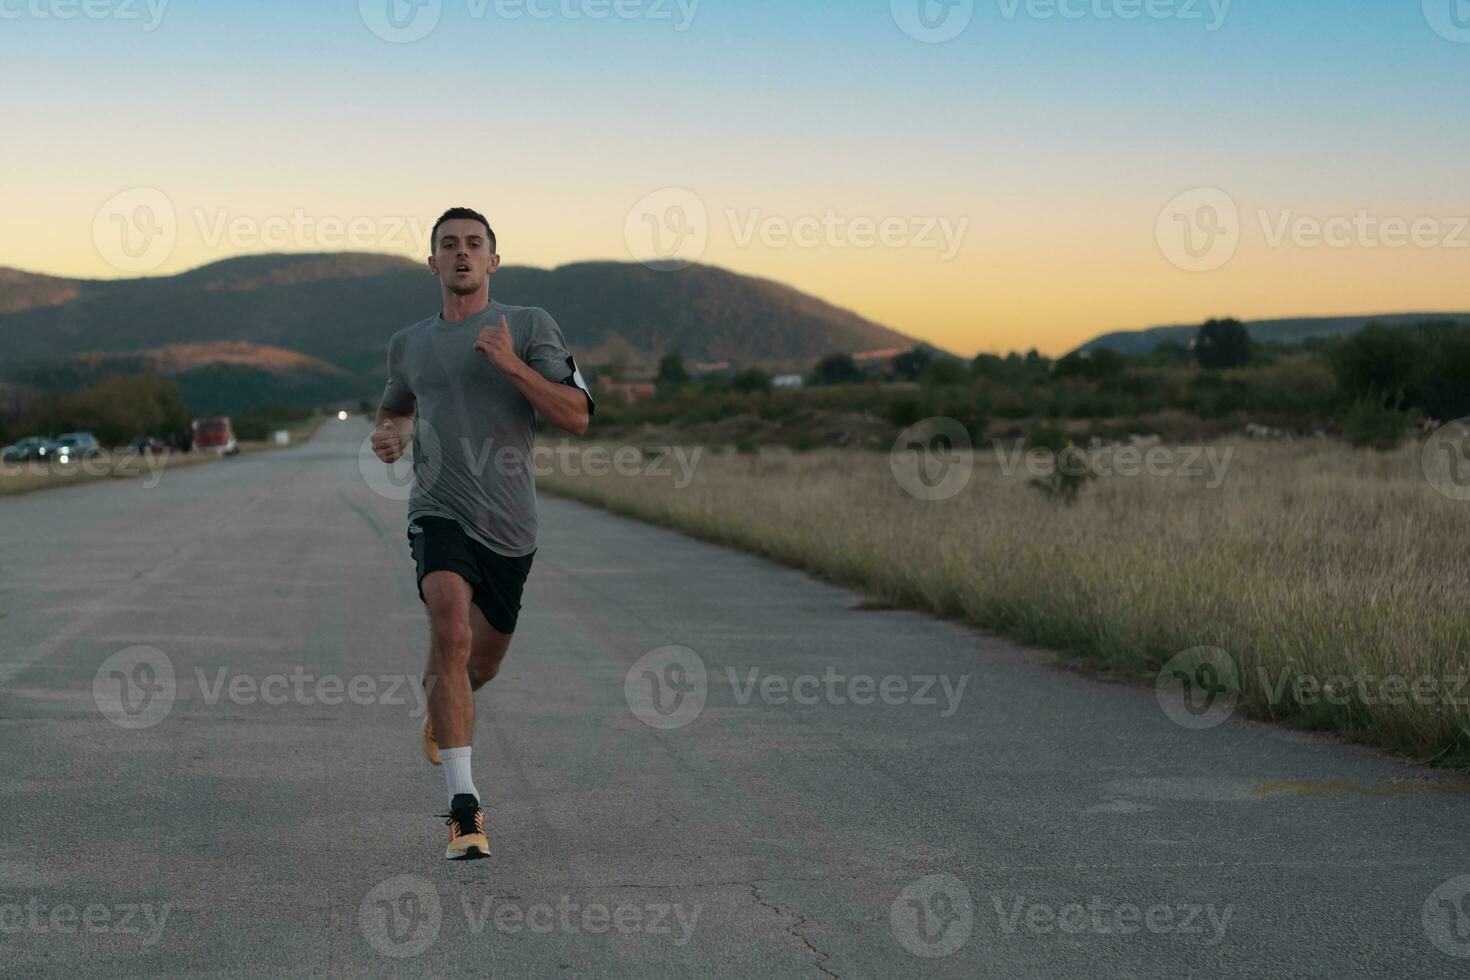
top-left (2, 0), bottom-right (1468, 355)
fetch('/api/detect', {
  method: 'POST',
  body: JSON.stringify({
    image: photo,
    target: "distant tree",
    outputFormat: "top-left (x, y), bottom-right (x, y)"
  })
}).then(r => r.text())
top-left (1195, 318), bottom-right (1252, 370)
top-left (1329, 320), bottom-right (1470, 419)
top-left (35, 376), bottom-right (189, 446)
top-left (1149, 339), bottom-right (1190, 365)
top-left (921, 357), bottom-right (969, 387)
top-left (971, 353), bottom-right (1008, 381)
top-left (730, 368), bottom-right (772, 394)
top-left (1053, 349), bottom-right (1123, 381)
top-left (892, 346), bottom-right (935, 381)
top-left (1024, 349), bottom-right (1050, 374)
top-left (1053, 352), bottom-right (1089, 379)
top-left (656, 352), bottom-right (690, 386)
top-left (810, 354), bottom-right (863, 386)
top-left (1329, 322), bottom-right (1418, 405)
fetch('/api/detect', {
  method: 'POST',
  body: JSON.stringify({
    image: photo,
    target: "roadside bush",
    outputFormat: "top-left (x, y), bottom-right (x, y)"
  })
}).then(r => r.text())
top-left (1342, 392), bottom-right (1412, 450)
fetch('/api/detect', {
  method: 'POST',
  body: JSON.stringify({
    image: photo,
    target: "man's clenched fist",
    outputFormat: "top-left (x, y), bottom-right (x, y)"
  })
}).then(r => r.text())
top-left (473, 314), bottom-right (521, 374)
top-left (372, 418), bottom-right (412, 464)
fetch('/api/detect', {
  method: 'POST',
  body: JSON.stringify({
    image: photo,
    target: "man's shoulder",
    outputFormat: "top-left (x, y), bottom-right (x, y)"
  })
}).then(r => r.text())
top-left (388, 315), bottom-right (440, 348)
top-left (494, 302), bottom-right (553, 322)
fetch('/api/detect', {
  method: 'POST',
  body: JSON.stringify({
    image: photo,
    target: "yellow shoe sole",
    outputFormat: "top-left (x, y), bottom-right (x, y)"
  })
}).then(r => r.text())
top-left (445, 833), bottom-right (489, 861)
top-left (422, 723), bottom-right (441, 767)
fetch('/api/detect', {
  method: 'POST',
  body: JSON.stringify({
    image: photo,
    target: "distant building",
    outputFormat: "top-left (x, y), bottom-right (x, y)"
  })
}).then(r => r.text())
top-left (772, 374), bottom-right (805, 389)
top-left (595, 378), bottom-right (658, 404)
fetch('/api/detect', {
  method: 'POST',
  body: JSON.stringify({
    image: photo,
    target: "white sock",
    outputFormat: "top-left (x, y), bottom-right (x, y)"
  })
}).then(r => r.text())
top-left (440, 747), bottom-right (479, 808)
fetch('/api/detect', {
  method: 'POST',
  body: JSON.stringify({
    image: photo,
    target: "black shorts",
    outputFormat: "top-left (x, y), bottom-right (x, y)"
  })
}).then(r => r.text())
top-left (407, 516), bottom-right (535, 635)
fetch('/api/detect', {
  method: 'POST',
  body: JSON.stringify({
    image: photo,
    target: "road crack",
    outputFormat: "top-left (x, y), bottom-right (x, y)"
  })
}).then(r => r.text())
top-left (748, 882), bottom-right (838, 979)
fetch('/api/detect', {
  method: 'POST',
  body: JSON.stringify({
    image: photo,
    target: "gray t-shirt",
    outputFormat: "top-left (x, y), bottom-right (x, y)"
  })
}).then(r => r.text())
top-left (380, 300), bottom-right (594, 557)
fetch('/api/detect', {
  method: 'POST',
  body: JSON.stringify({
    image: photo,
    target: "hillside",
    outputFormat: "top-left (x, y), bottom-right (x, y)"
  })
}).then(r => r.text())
top-left (2, 341), bottom-right (351, 416)
top-left (1077, 312), bottom-right (1470, 355)
top-left (0, 254), bottom-right (921, 387)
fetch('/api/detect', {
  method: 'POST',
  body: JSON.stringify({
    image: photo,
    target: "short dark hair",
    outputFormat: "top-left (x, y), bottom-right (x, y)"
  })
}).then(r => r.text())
top-left (430, 207), bottom-right (496, 254)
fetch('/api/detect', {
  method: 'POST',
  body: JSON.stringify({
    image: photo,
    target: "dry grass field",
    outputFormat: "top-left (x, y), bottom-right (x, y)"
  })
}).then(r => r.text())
top-left (540, 434), bottom-right (1470, 766)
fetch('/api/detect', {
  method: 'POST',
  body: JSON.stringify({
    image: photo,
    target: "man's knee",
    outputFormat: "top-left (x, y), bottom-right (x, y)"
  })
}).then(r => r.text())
top-left (469, 653), bottom-right (504, 686)
top-left (423, 574), bottom-right (473, 666)
top-left (430, 619), bottom-right (472, 665)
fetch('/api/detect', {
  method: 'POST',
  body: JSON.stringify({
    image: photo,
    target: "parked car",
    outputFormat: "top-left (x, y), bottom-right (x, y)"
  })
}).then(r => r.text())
top-left (53, 432), bottom-right (102, 461)
top-left (1, 436), bottom-right (56, 462)
top-left (192, 417), bottom-right (239, 456)
top-left (128, 436), bottom-right (168, 454)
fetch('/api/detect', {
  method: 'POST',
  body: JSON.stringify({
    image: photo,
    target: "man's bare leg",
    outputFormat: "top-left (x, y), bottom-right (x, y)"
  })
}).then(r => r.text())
top-left (422, 572), bottom-right (498, 860)
top-left (421, 592), bottom-right (514, 769)
top-left (423, 571), bottom-right (475, 750)
top-left (467, 602), bottom-right (513, 691)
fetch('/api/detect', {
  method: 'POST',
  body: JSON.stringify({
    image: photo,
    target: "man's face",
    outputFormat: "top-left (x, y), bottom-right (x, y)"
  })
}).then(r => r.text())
top-left (428, 218), bottom-right (499, 296)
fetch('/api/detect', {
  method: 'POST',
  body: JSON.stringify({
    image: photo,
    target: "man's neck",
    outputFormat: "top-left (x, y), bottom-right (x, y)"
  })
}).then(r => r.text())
top-left (440, 288), bottom-right (493, 324)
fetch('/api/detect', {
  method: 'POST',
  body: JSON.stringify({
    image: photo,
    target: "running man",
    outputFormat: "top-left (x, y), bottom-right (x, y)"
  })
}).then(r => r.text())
top-left (372, 207), bottom-right (594, 860)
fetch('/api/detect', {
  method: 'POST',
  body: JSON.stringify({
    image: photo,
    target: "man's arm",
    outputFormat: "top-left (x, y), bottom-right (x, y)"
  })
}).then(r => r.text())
top-left (502, 362), bottom-right (590, 437)
top-left (374, 332), bottom-right (418, 463)
top-left (372, 405), bottom-right (415, 463)
top-left (474, 315), bottom-right (591, 437)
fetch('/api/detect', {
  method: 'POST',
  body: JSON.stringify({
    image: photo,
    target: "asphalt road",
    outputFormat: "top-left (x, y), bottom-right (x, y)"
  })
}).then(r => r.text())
top-left (2, 419), bottom-right (1469, 978)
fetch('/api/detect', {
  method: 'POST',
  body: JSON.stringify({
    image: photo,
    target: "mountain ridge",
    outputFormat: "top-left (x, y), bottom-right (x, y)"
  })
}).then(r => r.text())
top-left (0, 253), bottom-right (921, 376)
top-left (1076, 312), bottom-right (1470, 355)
